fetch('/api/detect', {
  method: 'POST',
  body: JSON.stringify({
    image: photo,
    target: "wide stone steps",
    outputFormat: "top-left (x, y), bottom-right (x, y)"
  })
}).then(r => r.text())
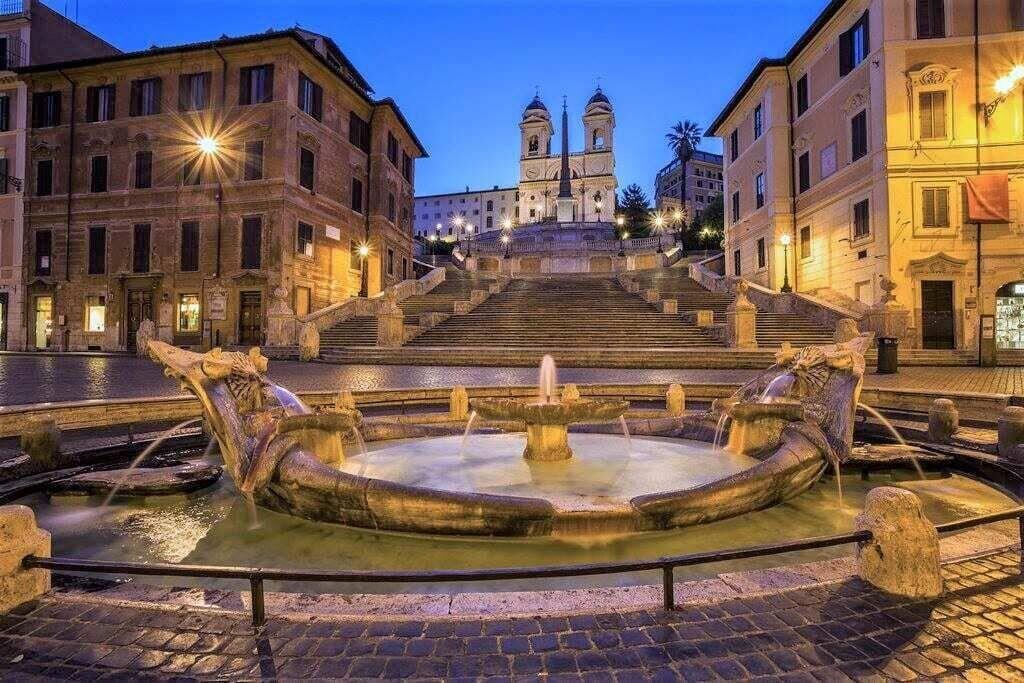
top-left (320, 316), bottom-right (376, 345)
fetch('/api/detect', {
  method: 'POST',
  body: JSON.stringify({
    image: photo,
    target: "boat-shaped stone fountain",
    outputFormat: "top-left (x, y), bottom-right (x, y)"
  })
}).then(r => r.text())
top-left (147, 333), bottom-right (873, 537)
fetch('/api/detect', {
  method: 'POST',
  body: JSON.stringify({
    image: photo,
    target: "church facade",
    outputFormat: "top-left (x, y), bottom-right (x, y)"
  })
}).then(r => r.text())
top-left (413, 88), bottom-right (617, 238)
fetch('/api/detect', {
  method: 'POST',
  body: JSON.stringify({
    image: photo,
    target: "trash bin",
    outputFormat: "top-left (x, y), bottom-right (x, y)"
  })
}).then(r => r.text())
top-left (877, 337), bottom-right (898, 374)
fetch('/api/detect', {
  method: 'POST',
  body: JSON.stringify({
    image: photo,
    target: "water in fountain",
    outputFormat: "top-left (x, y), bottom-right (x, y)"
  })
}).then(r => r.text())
top-left (538, 354), bottom-right (557, 404)
top-left (832, 460), bottom-right (844, 509)
top-left (270, 385), bottom-right (311, 415)
top-left (101, 417), bottom-right (202, 506)
top-left (856, 402), bottom-right (926, 479)
top-left (618, 415), bottom-right (631, 453)
top-left (460, 410), bottom-right (478, 458)
top-left (760, 374), bottom-right (796, 403)
top-left (712, 413), bottom-right (729, 449)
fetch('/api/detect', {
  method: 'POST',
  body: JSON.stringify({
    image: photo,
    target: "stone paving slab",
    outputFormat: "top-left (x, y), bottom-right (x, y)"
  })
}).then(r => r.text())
top-left (4, 355), bottom-right (1024, 407)
top-left (0, 549), bottom-right (1022, 680)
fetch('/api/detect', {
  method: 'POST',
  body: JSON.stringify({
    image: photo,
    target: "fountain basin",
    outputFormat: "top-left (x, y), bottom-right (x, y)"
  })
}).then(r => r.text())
top-left (472, 397), bottom-right (629, 461)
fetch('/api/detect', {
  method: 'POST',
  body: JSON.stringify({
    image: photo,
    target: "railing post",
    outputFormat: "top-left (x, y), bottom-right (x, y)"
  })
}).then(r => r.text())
top-left (661, 565), bottom-right (675, 611)
top-left (249, 576), bottom-right (266, 629)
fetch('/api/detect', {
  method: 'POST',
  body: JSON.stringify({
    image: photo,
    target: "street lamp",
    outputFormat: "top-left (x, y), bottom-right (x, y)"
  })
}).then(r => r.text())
top-left (358, 242), bottom-right (370, 297)
top-left (779, 233), bottom-right (792, 293)
top-left (652, 212), bottom-right (666, 253)
top-left (427, 232), bottom-right (438, 265)
top-left (672, 207), bottom-right (686, 255)
top-left (595, 199), bottom-right (603, 223)
top-left (464, 223), bottom-right (474, 257)
top-left (985, 65), bottom-right (1024, 121)
top-left (501, 232), bottom-right (511, 258)
top-left (616, 215), bottom-right (626, 256)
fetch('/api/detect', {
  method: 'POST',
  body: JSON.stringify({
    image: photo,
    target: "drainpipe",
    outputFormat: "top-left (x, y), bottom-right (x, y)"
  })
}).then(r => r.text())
top-left (361, 107), bottom-right (375, 298)
top-left (58, 70), bottom-right (75, 282)
top-left (785, 67), bottom-right (798, 295)
top-left (974, 0), bottom-right (982, 366)
top-left (212, 47), bottom-right (228, 279)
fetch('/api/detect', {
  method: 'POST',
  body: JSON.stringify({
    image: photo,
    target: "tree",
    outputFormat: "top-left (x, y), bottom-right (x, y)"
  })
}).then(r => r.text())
top-left (665, 120), bottom-right (703, 247)
top-left (618, 184), bottom-right (651, 237)
top-left (693, 193), bottom-right (724, 250)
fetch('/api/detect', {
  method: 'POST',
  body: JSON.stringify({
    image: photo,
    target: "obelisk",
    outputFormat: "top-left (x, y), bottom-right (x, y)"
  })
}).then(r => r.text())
top-left (556, 97), bottom-right (575, 223)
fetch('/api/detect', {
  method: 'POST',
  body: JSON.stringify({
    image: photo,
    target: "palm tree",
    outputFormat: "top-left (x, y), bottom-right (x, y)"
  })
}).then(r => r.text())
top-left (665, 120), bottom-right (703, 250)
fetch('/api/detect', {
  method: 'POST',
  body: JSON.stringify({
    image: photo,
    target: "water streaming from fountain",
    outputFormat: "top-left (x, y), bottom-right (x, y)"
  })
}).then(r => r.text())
top-left (832, 460), bottom-right (844, 508)
top-left (101, 418), bottom-right (202, 506)
top-left (856, 402), bottom-right (926, 479)
top-left (460, 410), bottom-right (478, 458)
top-left (712, 413), bottom-right (729, 450)
top-left (618, 416), bottom-right (631, 453)
top-left (538, 354), bottom-right (557, 404)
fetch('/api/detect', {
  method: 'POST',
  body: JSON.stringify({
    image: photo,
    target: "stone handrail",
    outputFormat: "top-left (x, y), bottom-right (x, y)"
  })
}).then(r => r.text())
top-left (299, 268), bottom-right (446, 334)
top-left (473, 236), bottom-right (676, 256)
top-left (735, 278), bottom-right (862, 327)
top-left (689, 253), bottom-right (727, 292)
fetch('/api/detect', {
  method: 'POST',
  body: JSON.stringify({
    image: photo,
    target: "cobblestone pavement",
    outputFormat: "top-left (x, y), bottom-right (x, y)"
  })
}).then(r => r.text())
top-left (0, 550), bottom-right (1020, 680)
top-left (3, 355), bottom-right (1024, 406)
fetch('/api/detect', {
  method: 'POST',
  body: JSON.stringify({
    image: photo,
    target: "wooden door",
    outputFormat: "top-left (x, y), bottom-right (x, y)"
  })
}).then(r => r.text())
top-left (239, 291), bottom-right (262, 346)
top-left (921, 280), bottom-right (954, 349)
top-left (126, 289), bottom-right (153, 352)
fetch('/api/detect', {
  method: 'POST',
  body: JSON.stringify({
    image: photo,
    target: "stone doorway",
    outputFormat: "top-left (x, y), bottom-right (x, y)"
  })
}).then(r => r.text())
top-left (921, 280), bottom-right (955, 349)
top-left (126, 289), bottom-right (153, 352)
top-left (239, 290), bottom-right (262, 346)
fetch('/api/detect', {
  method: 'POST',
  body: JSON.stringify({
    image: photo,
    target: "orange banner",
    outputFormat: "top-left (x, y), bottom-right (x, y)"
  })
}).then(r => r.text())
top-left (966, 173), bottom-right (1010, 224)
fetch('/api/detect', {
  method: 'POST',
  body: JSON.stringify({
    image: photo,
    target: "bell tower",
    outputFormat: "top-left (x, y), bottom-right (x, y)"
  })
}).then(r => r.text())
top-left (583, 87), bottom-right (614, 153)
top-left (519, 93), bottom-right (552, 159)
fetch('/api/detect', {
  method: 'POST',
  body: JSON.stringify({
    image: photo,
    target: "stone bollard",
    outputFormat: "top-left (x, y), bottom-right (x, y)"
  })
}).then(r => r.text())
top-left (0, 505), bottom-right (51, 613)
top-left (561, 384), bottom-right (580, 403)
top-left (928, 398), bottom-right (959, 444)
top-left (666, 384), bottom-right (685, 416)
top-left (834, 318), bottom-right (859, 344)
top-left (855, 487), bottom-right (942, 598)
top-left (298, 322), bottom-right (320, 362)
top-left (997, 406), bottom-right (1024, 463)
top-left (642, 289), bottom-right (659, 304)
top-left (21, 419), bottom-right (61, 469)
top-left (376, 309), bottom-right (406, 347)
top-left (450, 386), bottom-right (469, 421)
top-left (695, 310), bottom-right (714, 328)
top-left (335, 390), bottom-right (357, 412)
top-left (660, 299), bottom-right (678, 315)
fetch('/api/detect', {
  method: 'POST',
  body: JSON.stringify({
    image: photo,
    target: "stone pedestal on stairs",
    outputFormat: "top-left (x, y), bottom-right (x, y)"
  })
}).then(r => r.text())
top-left (725, 280), bottom-right (757, 349)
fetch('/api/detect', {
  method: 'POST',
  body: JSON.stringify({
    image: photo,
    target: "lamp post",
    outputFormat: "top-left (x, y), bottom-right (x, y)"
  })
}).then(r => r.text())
top-left (672, 207), bottom-right (686, 255)
top-left (464, 223), bottom-right (474, 257)
top-left (616, 215), bottom-right (626, 256)
top-left (779, 233), bottom-right (792, 293)
top-left (501, 216), bottom-right (513, 258)
top-left (985, 65), bottom-right (1024, 122)
top-left (428, 231), bottom-right (438, 265)
top-left (358, 243), bottom-right (370, 297)
top-left (653, 213), bottom-right (665, 253)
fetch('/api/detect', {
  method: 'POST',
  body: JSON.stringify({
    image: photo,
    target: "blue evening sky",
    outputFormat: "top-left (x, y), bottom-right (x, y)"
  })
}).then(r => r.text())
top-left (63, 0), bottom-right (825, 198)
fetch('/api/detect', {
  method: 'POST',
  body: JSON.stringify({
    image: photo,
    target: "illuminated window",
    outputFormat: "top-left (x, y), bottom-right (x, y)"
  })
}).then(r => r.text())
top-left (177, 294), bottom-right (200, 333)
top-left (85, 295), bottom-right (106, 332)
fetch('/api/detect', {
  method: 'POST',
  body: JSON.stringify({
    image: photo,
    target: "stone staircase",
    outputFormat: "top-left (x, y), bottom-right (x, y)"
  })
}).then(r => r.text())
top-left (406, 277), bottom-right (720, 349)
top-left (319, 268), bottom-right (500, 350)
top-left (629, 267), bottom-right (836, 348)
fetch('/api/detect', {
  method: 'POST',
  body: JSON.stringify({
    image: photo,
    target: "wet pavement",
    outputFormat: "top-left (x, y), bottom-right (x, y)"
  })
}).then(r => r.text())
top-left (0, 550), bottom-right (1021, 681)
top-left (3, 354), bottom-right (1024, 407)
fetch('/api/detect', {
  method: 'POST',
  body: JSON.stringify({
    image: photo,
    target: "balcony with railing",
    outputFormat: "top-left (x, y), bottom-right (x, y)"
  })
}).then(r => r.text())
top-left (0, 34), bottom-right (25, 70)
top-left (0, 1), bottom-right (25, 17)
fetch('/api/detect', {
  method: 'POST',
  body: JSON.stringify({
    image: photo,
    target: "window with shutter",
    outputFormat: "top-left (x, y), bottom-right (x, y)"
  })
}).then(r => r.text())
top-left (180, 221), bottom-right (200, 272)
top-left (32, 92), bottom-right (60, 127)
top-left (241, 216), bottom-right (262, 269)
top-left (36, 159), bottom-right (52, 196)
top-left (296, 222), bottom-right (314, 258)
top-left (239, 65), bottom-right (273, 105)
top-left (922, 187), bottom-right (949, 227)
top-left (853, 199), bottom-right (870, 238)
top-left (917, 0), bottom-right (945, 39)
top-left (731, 191), bottom-right (740, 221)
top-left (90, 156), bottom-right (107, 193)
top-left (132, 224), bottom-right (151, 273)
top-left (351, 177), bottom-right (364, 213)
top-left (800, 226), bottom-right (811, 259)
top-left (0, 95), bottom-right (9, 131)
top-left (851, 110), bottom-right (867, 160)
top-left (88, 226), bottom-right (106, 275)
top-left (753, 104), bottom-right (763, 139)
top-left (796, 75), bottom-right (809, 116)
top-left (134, 151), bottom-right (152, 189)
top-left (0, 157), bottom-right (7, 195)
top-left (299, 147), bottom-right (315, 191)
top-left (178, 72), bottom-right (210, 111)
top-left (730, 129), bottom-right (738, 161)
top-left (298, 73), bottom-right (322, 120)
top-left (349, 112), bottom-right (371, 153)
top-left (839, 11), bottom-right (869, 77)
top-left (755, 173), bottom-right (765, 208)
top-left (130, 78), bottom-right (161, 116)
top-left (243, 140), bottom-right (263, 181)
top-left (798, 152), bottom-right (810, 193)
top-left (918, 91), bottom-right (946, 140)
top-left (756, 238), bottom-right (766, 269)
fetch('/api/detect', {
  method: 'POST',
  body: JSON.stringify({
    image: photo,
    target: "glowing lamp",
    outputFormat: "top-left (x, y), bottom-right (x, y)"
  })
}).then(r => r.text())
top-left (197, 136), bottom-right (218, 155)
top-left (358, 244), bottom-right (370, 258)
top-left (780, 233), bottom-right (791, 246)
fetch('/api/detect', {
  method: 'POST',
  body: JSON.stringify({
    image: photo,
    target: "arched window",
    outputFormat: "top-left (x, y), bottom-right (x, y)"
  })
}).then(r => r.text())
top-left (486, 200), bottom-right (493, 211)
top-left (592, 128), bottom-right (605, 149)
top-left (528, 135), bottom-right (539, 153)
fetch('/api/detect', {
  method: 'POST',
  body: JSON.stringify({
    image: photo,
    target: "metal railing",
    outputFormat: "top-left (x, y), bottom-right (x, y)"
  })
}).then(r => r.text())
top-left (0, 1), bottom-right (24, 16)
top-left (22, 506), bottom-right (1024, 628)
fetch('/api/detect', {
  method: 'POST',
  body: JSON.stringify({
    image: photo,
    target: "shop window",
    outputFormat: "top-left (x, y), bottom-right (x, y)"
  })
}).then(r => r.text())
top-left (177, 294), bottom-right (201, 333)
top-left (85, 295), bottom-right (105, 332)
top-left (996, 282), bottom-right (1024, 349)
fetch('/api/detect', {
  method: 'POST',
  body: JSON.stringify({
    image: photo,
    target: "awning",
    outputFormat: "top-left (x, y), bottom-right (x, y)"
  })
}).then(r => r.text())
top-left (965, 173), bottom-right (1010, 223)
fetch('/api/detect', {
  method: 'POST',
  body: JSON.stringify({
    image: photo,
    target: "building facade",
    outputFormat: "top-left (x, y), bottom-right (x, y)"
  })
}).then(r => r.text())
top-left (20, 28), bottom-right (424, 352)
top-left (413, 87), bottom-right (617, 239)
top-left (709, 0), bottom-right (1024, 355)
top-left (0, 0), bottom-right (117, 350)
top-left (653, 150), bottom-right (724, 217)
top-left (413, 185), bottom-right (517, 240)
